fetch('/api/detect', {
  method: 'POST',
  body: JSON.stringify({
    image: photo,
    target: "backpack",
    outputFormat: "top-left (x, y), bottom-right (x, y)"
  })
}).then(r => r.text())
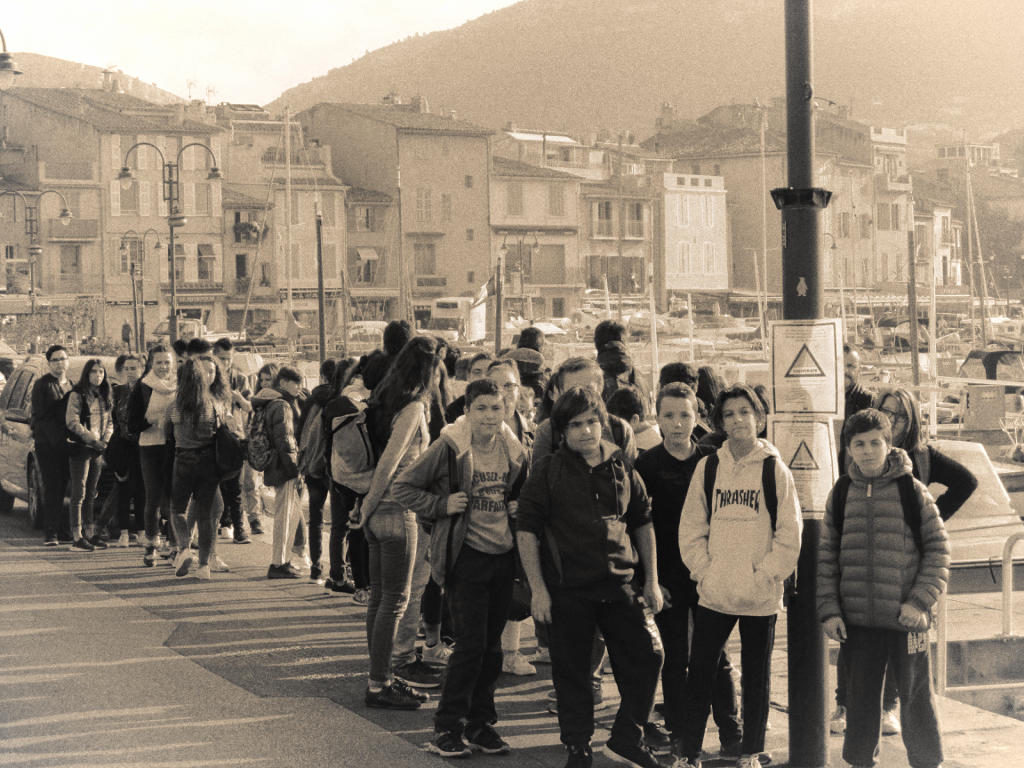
top-left (296, 401), bottom-right (327, 478)
top-left (702, 453), bottom-right (796, 600)
top-left (829, 473), bottom-right (924, 554)
top-left (246, 403), bottom-right (275, 472)
top-left (328, 396), bottom-right (378, 494)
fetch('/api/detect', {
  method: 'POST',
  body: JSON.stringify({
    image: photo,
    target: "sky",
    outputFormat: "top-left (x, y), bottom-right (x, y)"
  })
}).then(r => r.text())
top-left (2, 0), bottom-right (520, 105)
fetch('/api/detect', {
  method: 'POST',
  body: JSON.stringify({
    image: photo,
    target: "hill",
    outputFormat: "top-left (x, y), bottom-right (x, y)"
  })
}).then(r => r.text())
top-left (266, 0), bottom-right (1024, 139)
top-left (8, 53), bottom-right (182, 105)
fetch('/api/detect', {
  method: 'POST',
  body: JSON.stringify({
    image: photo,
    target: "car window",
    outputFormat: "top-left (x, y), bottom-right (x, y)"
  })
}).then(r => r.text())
top-left (4, 370), bottom-right (34, 416)
top-left (0, 371), bottom-right (12, 409)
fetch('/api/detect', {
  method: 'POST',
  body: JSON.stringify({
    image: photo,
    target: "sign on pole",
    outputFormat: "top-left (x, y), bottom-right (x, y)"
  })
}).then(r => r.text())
top-left (769, 318), bottom-right (843, 415)
top-left (767, 416), bottom-right (839, 520)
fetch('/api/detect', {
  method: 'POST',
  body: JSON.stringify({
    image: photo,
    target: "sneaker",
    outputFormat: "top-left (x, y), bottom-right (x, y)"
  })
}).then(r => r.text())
top-left (143, 548), bottom-right (156, 567)
top-left (210, 556), bottom-right (231, 573)
top-left (117, 531), bottom-right (131, 548)
top-left (719, 737), bottom-right (743, 758)
top-left (829, 705), bottom-right (847, 735)
top-left (390, 677), bottom-right (429, 703)
top-left (249, 518), bottom-right (264, 535)
top-left (267, 563), bottom-right (301, 580)
top-left (736, 756), bottom-right (760, 768)
top-left (365, 683), bottom-right (422, 710)
top-left (643, 722), bottom-right (672, 754)
top-left (667, 758), bottom-right (700, 768)
top-left (525, 647), bottom-right (551, 664)
top-left (233, 530), bottom-right (251, 544)
top-left (427, 730), bottom-right (472, 758)
top-left (564, 743), bottom-right (593, 768)
top-left (394, 659), bottom-right (443, 689)
top-left (502, 652), bottom-right (537, 676)
top-left (44, 534), bottom-right (58, 546)
top-left (129, 533), bottom-right (139, 546)
top-left (218, 525), bottom-right (233, 540)
top-left (69, 538), bottom-right (95, 552)
top-left (88, 535), bottom-right (108, 550)
top-left (353, 587), bottom-right (370, 605)
top-left (604, 739), bottom-right (661, 768)
top-left (422, 641), bottom-right (454, 666)
top-left (159, 543), bottom-right (174, 559)
top-left (881, 708), bottom-right (901, 736)
top-left (196, 564), bottom-right (212, 581)
top-left (174, 549), bottom-right (194, 577)
top-left (466, 724), bottom-right (511, 755)
top-left (136, 533), bottom-right (151, 548)
top-left (325, 578), bottom-right (356, 594)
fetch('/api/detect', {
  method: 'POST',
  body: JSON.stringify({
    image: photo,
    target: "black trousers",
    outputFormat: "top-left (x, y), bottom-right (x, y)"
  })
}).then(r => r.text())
top-left (434, 546), bottom-right (514, 735)
top-left (548, 586), bottom-right (664, 748)
top-left (836, 642), bottom-right (899, 711)
top-left (678, 606), bottom-right (776, 760)
top-left (305, 474), bottom-right (329, 575)
top-left (218, 472), bottom-right (244, 532)
top-left (36, 442), bottom-right (70, 540)
top-left (843, 625), bottom-right (943, 768)
top-left (329, 482), bottom-right (369, 586)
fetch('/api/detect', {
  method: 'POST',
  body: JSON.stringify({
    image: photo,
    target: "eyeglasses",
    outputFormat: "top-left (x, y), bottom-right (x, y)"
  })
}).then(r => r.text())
top-left (879, 408), bottom-right (907, 424)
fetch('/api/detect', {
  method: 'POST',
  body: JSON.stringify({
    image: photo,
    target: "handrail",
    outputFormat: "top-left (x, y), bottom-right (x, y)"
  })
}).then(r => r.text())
top-left (1002, 531), bottom-right (1024, 636)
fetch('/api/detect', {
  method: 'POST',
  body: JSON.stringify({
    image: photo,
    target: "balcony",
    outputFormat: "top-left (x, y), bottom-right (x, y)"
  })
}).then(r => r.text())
top-left (876, 173), bottom-right (912, 193)
top-left (625, 220), bottom-right (645, 239)
top-left (47, 219), bottom-right (100, 241)
top-left (160, 278), bottom-right (225, 293)
top-left (261, 147), bottom-right (324, 166)
top-left (593, 220), bottom-right (614, 238)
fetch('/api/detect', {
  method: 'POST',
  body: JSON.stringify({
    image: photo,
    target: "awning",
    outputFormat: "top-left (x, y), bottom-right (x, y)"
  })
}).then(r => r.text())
top-left (356, 247), bottom-right (379, 261)
top-left (198, 244), bottom-right (215, 257)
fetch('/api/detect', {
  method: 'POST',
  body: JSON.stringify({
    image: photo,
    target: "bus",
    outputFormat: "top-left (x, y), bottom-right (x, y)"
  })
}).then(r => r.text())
top-left (426, 296), bottom-right (487, 343)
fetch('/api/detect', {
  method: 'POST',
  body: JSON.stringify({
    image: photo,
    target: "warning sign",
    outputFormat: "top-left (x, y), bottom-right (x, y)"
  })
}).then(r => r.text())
top-left (770, 319), bottom-right (843, 415)
top-left (768, 416), bottom-right (839, 517)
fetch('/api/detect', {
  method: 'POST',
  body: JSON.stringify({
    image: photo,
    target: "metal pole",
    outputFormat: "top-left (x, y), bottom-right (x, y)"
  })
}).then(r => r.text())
top-left (130, 263), bottom-right (141, 353)
top-left (168, 222), bottom-right (178, 344)
top-left (772, 3), bottom-right (829, 766)
top-left (315, 208), bottom-right (327, 364)
top-left (494, 252), bottom-right (503, 354)
top-left (908, 228), bottom-right (920, 388)
top-left (617, 134), bottom-right (625, 321)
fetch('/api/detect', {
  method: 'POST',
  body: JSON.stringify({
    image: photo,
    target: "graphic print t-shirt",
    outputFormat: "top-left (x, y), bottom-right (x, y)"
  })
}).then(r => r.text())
top-left (464, 441), bottom-right (513, 555)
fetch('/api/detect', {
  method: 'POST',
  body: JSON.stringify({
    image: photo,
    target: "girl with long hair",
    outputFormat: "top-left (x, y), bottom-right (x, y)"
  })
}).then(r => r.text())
top-left (65, 358), bottom-right (114, 552)
top-left (164, 354), bottom-right (231, 580)
top-left (128, 344), bottom-right (177, 566)
top-left (358, 335), bottom-right (443, 710)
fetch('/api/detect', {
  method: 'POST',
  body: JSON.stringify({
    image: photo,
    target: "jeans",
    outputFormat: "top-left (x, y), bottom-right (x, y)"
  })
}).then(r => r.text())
top-left (836, 642), bottom-right (899, 712)
top-left (270, 478), bottom-right (304, 566)
top-left (843, 625), bottom-right (943, 768)
top-left (218, 472), bottom-right (244, 533)
top-left (678, 606), bottom-right (776, 760)
top-left (36, 442), bottom-right (70, 540)
top-left (328, 482), bottom-right (357, 583)
top-left (435, 546), bottom-right (514, 735)
top-left (548, 587), bottom-right (664, 747)
top-left (68, 452), bottom-right (104, 540)
top-left (364, 503), bottom-right (417, 683)
top-left (393, 521), bottom-right (433, 667)
top-left (306, 475), bottom-right (329, 576)
top-left (187, 484), bottom-right (223, 560)
top-left (655, 597), bottom-right (741, 743)
top-left (169, 446), bottom-right (220, 566)
top-left (139, 444), bottom-right (169, 541)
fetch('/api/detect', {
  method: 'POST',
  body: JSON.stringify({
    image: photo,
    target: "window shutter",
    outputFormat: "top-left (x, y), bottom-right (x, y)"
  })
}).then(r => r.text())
top-left (109, 180), bottom-right (121, 217)
top-left (139, 181), bottom-right (151, 217)
top-left (110, 134), bottom-right (121, 171)
top-left (211, 180), bottom-right (221, 219)
top-left (184, 182), bottom-right (196, 216)
top-left (182, 136), bottom-right (195, 170)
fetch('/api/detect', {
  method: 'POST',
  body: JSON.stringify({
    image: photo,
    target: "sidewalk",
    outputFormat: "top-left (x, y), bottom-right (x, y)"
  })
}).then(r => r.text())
top-left (2, 509), bottom-right (1023, 767)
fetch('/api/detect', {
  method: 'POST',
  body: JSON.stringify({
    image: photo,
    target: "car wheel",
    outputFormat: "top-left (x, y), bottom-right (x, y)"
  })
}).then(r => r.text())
top-left (26, 461), bottom-right (43, 529)
top-left (0, 485), bottom-right (13, 514)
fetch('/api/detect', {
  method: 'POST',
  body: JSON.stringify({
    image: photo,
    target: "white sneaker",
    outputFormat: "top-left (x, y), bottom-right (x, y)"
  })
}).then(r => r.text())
top-left (174, 549), bottom-right (194, 578)
top-left (502, 652), bottom-right (536, 676)
top-left (525, 647), bottom-right (551, 664)
top-left (668, 757), bottom-right (700, 768)
top-left (136, 533), bottom-right (151, 549)
top-left (196, 564), bottom-right (212, 581)
top-left (116, 531), bottom-right (130, 548)
top-left (736, 756), bottom-right (759, 768)
top-left (210, 556), bottom-right (231, 573)
top-left (422, 642), bottom-right (453, 665)
top-left (830, 705), bottom-right (847, 734)
top-left (218, 526), bottom-right (233, 540)
top-left (881, 708), bottom-right (901, 735)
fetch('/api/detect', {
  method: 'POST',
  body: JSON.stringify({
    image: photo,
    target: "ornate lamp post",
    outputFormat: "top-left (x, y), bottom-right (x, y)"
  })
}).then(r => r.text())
top-left (118, 141), bottom-right (221, 343)
top-left (499, 231), bottom-right (539, 320)
top-left (0, 189), bottom-right (73, 313)
top-left (0, 28), bottom-right (22, 91)
top-left (119, 228), bottom-right (163, 352)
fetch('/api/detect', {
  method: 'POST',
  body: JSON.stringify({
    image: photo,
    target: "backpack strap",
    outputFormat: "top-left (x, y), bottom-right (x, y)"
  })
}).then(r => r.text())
top-left (703, 452), bottom-right (720, 522)
top-left (896, 473), bottom-right (924, 554)
top-left (832, 474), bottom-right (852, 539)
top-left (762, 455), bottom-right (778, 531)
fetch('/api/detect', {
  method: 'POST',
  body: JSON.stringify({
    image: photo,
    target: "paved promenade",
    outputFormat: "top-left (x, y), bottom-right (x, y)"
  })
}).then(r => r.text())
top-left (2, 507), bottom-right (1023, 768)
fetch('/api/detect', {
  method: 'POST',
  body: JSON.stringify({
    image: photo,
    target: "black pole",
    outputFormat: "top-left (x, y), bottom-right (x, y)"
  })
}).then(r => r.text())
top-left (770, 2), bottom-right (830, 766)
top-left (315, 210), bottom-right (327, 364)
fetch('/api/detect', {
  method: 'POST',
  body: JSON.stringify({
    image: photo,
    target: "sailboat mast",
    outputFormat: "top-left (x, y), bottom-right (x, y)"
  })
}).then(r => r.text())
top-left (285, 106), bottom-right (294, 319)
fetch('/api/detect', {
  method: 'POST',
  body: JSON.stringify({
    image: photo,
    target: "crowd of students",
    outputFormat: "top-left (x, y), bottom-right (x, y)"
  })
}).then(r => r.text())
top-left (28, 325), bottom-right (972, 768)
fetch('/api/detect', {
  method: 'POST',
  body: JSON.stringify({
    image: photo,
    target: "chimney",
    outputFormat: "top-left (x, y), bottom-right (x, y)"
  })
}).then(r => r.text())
top-left (102, 69), bottom-right (113, 91)
top-left (410, 95), bottom-right (429, 114)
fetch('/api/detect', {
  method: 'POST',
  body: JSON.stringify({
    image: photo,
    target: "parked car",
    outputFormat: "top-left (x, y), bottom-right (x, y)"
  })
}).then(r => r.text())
top-left (0, 355), bottom-right (120, 525)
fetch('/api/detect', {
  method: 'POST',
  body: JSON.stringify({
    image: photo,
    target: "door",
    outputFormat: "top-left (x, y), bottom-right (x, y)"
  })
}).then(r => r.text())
top-left (0, 369), bottom-right (36, 498)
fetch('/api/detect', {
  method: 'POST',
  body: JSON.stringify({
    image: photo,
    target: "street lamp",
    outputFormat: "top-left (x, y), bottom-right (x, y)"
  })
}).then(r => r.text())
top-left (119, 228), bottom-right (163, 352)
top-left (0, 189), bottom-right (73, 313)
top-left (0, 28), bottom-right (22, 91)
top-left (119, 140), bottom-right (221, 343)
top-left (499, 231), bottom-right (539, 320)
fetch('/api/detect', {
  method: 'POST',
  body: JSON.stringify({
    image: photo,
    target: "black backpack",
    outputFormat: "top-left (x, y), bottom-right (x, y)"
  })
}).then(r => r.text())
top-left (829, 473), bottom-right (924, 554)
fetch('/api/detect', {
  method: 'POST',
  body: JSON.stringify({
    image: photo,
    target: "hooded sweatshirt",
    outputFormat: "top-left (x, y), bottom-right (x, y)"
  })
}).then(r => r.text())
top-left (817, 448), bottom-right (950, 632)
top-left (132, 371), bottom-right (177, 447)
top-left (679, 438), bottom-right (803, 617)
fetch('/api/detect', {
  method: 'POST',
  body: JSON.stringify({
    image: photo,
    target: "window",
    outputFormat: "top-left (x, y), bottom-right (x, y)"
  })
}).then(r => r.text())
top-left (552, 297), bottom-right (565, 317)
top-left (464, 175), bottom-right (474, 188)
top-left (548, 184), bottom-right (565, 216)
top-left (354, 206), bottom-right (373, 232)
top-left (691, 164), bottom-right (700, 174)
top-left (197, 244), bottom-right (215, 281)
top-left (235, 253), bottom-right (248, 278)
top-left (260, 263), bottom-right (271, 286)
top-left (467, 271), bottom-right (475, 284)
top-left (290, 190), bottom-right (301, 225)
top-left (121, 238), bottom-right (142, 274)
top-left (320, 192), bottom-right (336, 227)
top-left (839, 211), bottom-right (851, 238)
top-left (701, 197), bottom-right (713, 227)
top-left (891, 203), bottom-right (901, 230)
top-left (120, 181), bottom-right (139, 214)
top-left (506, 182), bottom-right (523, 216)
top-left (60, 244), bottom-right (81, 275)
top-left (703, 242), bottom-right (715, 273)
top-left (194, 183), bottom-right (211, 216)
top-left (414, 243), bottom-right (436, 274)
top-left (532, 244), bottom-right (566, 284)
top-left (353, 247), bottom-right (379, 284)
top-left (859, 213), bottom-right (872, 238)
top-left (712, 164), bottom-right (721, 175)
top-left (594, 201), bottom-right (613, 237)
top-left (466, 228), bottom-right (474, 241)
top-left (441, 193), bottom-right (452, 223)
top-left (876, 202), bottom-right (892, 231)
top-left (627, 203), bottom-right (644, 238)
top-left (174, 243), bottom-right (186, 282)
top-left (415, 187), bottom-right (432, 224)
top-left (678, 196), bottom-right (689, 226)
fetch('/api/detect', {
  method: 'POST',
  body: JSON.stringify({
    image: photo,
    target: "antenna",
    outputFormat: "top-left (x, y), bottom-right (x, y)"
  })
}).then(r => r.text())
top-left (186, 79), bottom-right (197, 100)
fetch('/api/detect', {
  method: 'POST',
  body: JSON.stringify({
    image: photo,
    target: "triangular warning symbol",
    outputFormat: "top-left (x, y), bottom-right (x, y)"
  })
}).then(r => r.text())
top-left (789, 440), bottom-right (820, 470)
top-left (785, 344), bottom-right (826, 378)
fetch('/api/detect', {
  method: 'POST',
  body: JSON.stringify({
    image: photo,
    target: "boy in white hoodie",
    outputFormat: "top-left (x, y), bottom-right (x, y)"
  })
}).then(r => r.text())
top-left (674, 384), bottom-right (802, 768)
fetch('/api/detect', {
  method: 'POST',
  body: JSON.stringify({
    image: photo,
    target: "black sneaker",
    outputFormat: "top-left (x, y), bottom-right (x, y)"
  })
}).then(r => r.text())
top-left (88, 535), bottom-right (108, 550)
top-left (365, 683), bottom-right (422, 710)
top-left (70, 538), bottom-right (95, 552)
top-left (390, 677), bottom-right (429, 703)
top-left (44, 534), bottom-right (58, 546)
top-left (143, 547), bottom-right (157, 567)
top-left (605, 739), bottom-right (661, 768)
top-left (325, 578), bottom-right (357, 594)
top-left (233, 531), bottom-right (251, 544)
top-left (719, 737), bottom-right (743, 758)
top-left (267, 563), bottom-right (301, 580)
top-left (394, 659), bottom-right (442, 689)
top-left (249, 518), bottom-right (264, 535)
top-left (466, 724), bottom-right (511, 755)
top-left (643, 722), bottom-right (672, 754)
top-left (427, 731), bottom-right (472, 758)
top-left (564, 743), bottom-right (593, 768)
